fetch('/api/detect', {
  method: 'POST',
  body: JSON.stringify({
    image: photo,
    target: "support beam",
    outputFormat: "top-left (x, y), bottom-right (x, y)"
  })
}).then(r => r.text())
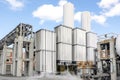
top-left (1, 44), bottom-right (7, 75)
top-left (28, 38), bottom-right (34, 76)
top-left (110, 39), bottom-right (117, 80)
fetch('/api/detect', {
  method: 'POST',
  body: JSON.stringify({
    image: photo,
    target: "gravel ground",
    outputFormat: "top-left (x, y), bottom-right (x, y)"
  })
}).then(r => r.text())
top-left (0, 75), bottom-right (120, 80)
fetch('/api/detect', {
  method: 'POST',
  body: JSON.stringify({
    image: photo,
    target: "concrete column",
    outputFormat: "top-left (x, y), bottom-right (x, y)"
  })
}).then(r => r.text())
top-left (28, 39), bottom-right (33, 76)
top-left (12, 39), bottom-right (17, 76)
top-left (110, 39), bottom-right (117, 80)
top-left (1, 44), bottom-right (7, 75)
top-left (97, 42), bottom-right (102, 80)
top-left (16, 36), bottom-right (23, 76)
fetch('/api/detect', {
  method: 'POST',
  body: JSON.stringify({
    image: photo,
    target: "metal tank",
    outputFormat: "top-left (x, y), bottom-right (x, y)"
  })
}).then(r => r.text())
top-left (35, 29), bottom-right (56, 73)
top-left (87, 47), bottom-right (96, 64)
top-left (55, 25), bottom-right (72, 61)
top-left (73, 28), bottom-right (86, 46)
top-left (55, 25), bottom-right (73, 73)
top-left (55, 25), bottom-right (72, 44)
top-left (72, 28), bottom-right (86, 61)
top-left (57, 43), bottom-right (72, 61)
top-left (81, 11), bottom-right (91, 32)
top-left (73, 45), bottom-right (86, 61)
top-left (86, 32), bottom-right (97, 65)
top-left (86, 32), bottom-right (97, 48)
top-left (63, 2), bottom-right (74, 28)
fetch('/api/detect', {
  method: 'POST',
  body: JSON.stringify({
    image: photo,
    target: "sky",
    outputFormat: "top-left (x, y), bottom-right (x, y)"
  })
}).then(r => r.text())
top-left (0, 0), bottom-right (120, 39)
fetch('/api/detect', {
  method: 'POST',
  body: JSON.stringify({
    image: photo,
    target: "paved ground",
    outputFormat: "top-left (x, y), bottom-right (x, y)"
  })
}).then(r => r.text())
top-left (0, 76), bottom-right (27, 80)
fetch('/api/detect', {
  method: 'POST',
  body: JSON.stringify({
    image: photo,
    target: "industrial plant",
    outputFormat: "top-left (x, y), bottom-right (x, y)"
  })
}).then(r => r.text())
top-left (0, 2), bottom-right (120, 80)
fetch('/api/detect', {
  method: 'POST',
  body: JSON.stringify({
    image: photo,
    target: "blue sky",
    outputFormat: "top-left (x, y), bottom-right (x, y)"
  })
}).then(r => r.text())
top-left (0, 0), bottom-right (120, 39)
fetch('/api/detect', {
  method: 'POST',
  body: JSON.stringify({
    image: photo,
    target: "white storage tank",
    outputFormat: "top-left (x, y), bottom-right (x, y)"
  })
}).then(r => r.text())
top-left (81, 11), bottom-right (91, 32)
top-left (73, 28), bottom-right (86, 46)
top-left (55, 25), bottom-right (72, 62)
top-left (86, 32), bottom-right (97, 48)
top-left (86, 32), bottom-right (97, 64)
top-left (35, 29), bottom-right (56, 73)
top-left (35, 29), bottom-right (56, 51)
top-left (57, 43), bottom-right (72, 61)
top-left (63, 2), bottom-right (74, 28)
top-left (55, 25), bottom-right (72, 44)
top-left (87, 47), bottom-right (96, 64)
top-left (35, 51), bottom-right (56, 73)
top-left (73, 45), bottom-right (86, 61)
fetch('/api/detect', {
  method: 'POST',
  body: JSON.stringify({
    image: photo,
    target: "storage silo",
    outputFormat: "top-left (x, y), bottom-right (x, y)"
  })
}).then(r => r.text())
top-left (81, 11), bottom-right (91, 32)
top-left (63, 2), bottom-right (74, 28)
top-left (73, 28), bottom-right (86, 62)
top-left (86, 32), bottom-right (97, 65)
top-left (35, 29), bottom-right (56, 73)
top-left (55, 25), bottom-right (72, 62)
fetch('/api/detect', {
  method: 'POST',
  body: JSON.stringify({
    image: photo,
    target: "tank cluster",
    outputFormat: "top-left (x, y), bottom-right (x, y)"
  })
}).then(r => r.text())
top-left (1, 2), bottom-right (120, 80)
top-left (35, 2), bottom-right (97, 79)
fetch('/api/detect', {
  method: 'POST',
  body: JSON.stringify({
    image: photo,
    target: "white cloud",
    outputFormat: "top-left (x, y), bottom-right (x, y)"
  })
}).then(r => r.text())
top-left (5, 0), bottom-right (24, 10)
top-left (74, 12), bottom-right (81, 22)
top-left (92, 15), bottom-right (106, 25)
top-left (58, 0), bottom-right (67, 6)
top-left (98, 0), bottom-right (119, 9)
top-left (92, 0), bottom-right (120, 25)
top-left (104, 3), bottom-right (120, 17)
top-left (32, 0), bottom-right (67, 25)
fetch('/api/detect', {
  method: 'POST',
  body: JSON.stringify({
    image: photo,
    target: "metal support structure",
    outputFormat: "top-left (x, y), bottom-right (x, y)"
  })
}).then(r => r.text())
top-left (97, 38), bottom-right (117, 80)
top-left (0, 23), bottom-right (34, 76)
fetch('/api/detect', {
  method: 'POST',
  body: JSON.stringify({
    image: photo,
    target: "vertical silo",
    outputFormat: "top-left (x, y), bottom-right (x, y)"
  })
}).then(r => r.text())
top-left (63, 2), bottom-right (74, 28)
top-left (55, 2), bottom-right (74, 72)
top-left (81, 11), bottom-right (91, 32)
top-left (55, 25), bottom-right (72, 62)
top-left (35, 29), bottom-right (56, 73)
top-left (86, 32), bottom-right (97, 65)
top-left (72, 28), bottom-right (87, 69)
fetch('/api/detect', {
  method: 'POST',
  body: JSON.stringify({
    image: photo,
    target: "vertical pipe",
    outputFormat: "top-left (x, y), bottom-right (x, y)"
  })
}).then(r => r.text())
top-left (81, 11), bottom-right (91, 32)
top-left (63, 3), bottom-right (74, 28)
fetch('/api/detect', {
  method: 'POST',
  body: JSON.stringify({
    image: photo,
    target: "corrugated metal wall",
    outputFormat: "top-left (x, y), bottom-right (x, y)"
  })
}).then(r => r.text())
top-left (55, 25), bottom-right (72, 62)
top-left (73, 28), bottom-right (86, 61)
top-left (86, 32), bottom-right (97, 64)
top-left (35, 29), bottom-right (56, 73)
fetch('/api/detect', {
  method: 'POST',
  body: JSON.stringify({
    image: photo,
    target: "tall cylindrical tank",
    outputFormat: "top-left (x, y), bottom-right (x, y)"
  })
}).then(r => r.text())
top-left (73, 28), bottom-right (86, 61)
top-left (73, 45), bottom-right (86, 61)
top-left (87, 32), bottom-right (97, 48)
top-left (73, 28), bottom-right (86, 46)
top-left (87, 47), bottom-right (96, 64)
top-left (87, 32), bottom-right (97, 64)
top-left (63, 2), bottom-right (74, 28)
top-left (55, 25), bottom-right (72, 61)
top-left (35, 29), bottom-right (56, 73)
top-left (81, 11), bottom-right (91, 32)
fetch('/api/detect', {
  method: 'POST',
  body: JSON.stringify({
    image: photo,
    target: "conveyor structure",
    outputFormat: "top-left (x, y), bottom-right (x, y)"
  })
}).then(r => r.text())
top-left (0, 23), bottom-right (33, 49)
top-left (0, 23), bottom-right (34, 76)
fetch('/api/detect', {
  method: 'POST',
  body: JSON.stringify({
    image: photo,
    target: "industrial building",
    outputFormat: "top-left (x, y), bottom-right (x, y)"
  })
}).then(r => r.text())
top-left (0, 2), bottom-right (120, 80)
